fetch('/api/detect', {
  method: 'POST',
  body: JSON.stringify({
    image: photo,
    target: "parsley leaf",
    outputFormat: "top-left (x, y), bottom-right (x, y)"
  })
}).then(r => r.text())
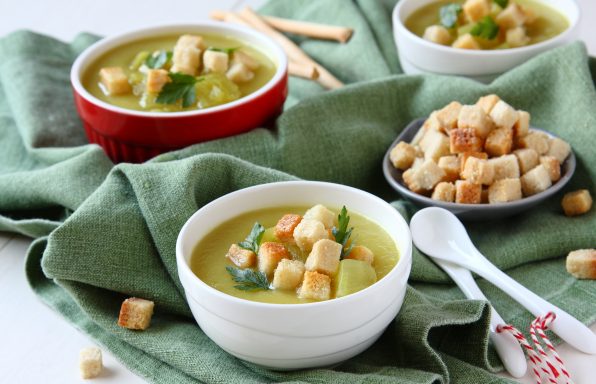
top-left (470, 16), bottom-right (500, 40)
top-left (145, 50), bottom-right (172, 69)
top-left (156, 73), bottom-right (199, 108)
top-left (494, 0), bottom-right (508, 8)
top-left (226, 266), bottom-right (271, 291)
top-left (207, 46), bottom-right (240, 55)
top-left (440, 3), bottom-right (463, 29)
top-left (332, 206), bottom-right (354, 259)
top-left (238, 222), bottom-right (265, 253)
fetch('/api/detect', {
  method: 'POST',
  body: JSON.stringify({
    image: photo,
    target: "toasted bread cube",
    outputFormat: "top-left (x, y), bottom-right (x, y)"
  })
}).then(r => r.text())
top-left (423, 25), bottom-right (452, 45)
top-left (79, 347), bottom-right (103, 379)
top-left (566, 249), bottom-right (596, 279)
top-left (562, 190), bottom-right (593, 216)
top-left (411, 125), bottom-right (426, 146)
top-left (304, 205), bottom-right (336, 229)
top-left (513, 148), bottom-right (539, 174)
top-left (422, 112), bottom-right (443, 132)
top-left (99, 67), bottom-right (131, 95)
top-left (203, 50), bottom-right (229, 73)
top-left (513, 111), bottom-right (530, 138)
top-left (489, 100), bottom-right (518, 130)
top-left (459, 152), bottom-right (488, 173)
top-left (489, 154), bottom-right (521, 180)
top-left (226, 244), bottom-right (256, 268)
top-left (171, 46), bottom-right (201, 75)
top-left (345, 245), bottom-right (374, 265)
top-left (506, 26), bottom-right (530, 48)
top-left (476, 94), bottom-right (501, 114)
top-left (390, 141), bottom-right (417, 170)
top-left (226, 62), bottom-right (254, 83)
top-left (274, 214), bottom-right (302, 242)
top-left (455, 180), bottom-right (482, 204)
top-left (546, 137), bottom-right (571, 163)
top-left (432, 182), bottom-right (456, 202)
top-left (420, 129), bottom-right (450, 162)
top-left (258, 242), bottom-right (291, 276)
top-left (488, 178), bottom-right (522, 203)
top-left (450, 128), bottom-right (484, 154)
top-left (298, 271), bottom-right (331, 301)
top-left (462, 157), bottom-right (495, 185)
top-left (272, 259), bottom-right (305, 290)
top-left (436, 101), bottom-right (463, 133)
top-left (520, 165), bottom-right (552, 196)
top-left (540, 156), bottom-right (561, 182)
top-left (496, 3), bottom-right (527, 29)
top-left (145, 69), bottom-right (170, 94)
top-left (463, 0), bottom-right (491, 22)
top-left (232, 50), bottom-right (260, 71)
top-left (293, 219), bottom-right (329, 252)
top-left (305, 239), bottom-right (342, 276)
top-left (452, 33), bottom-right (480, 50)
top-left (517, 130), bottom-right (550, 155)
top-left (176, 34), bottom-right (205, 50)
top-left (485, 127), bottom-right (514, 157)
top-left (458, 105), bottom-right (493, 138)
top-left (438, 155), bottom-right (461, 182)
top-left (402, 159), bottom-right (446, 193)
top-left (118, 297), bottom-right (154, 330)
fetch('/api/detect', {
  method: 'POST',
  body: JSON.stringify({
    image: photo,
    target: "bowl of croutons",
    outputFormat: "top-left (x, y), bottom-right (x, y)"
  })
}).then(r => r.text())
top-left (176, 181), bottom-right (412, 369)
top-left (383, 95), bottom-right (575, 220)
top-left (392, 0), bottom-right (580, 83)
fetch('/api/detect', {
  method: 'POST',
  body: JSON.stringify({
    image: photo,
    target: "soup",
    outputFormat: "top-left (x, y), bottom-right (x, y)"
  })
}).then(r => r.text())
top-left (82, 33), bottom-right (276, 112)
top-left (191, 205), bottom-right (400, 304)
top-left (405, 0), bottom-right (568, 50)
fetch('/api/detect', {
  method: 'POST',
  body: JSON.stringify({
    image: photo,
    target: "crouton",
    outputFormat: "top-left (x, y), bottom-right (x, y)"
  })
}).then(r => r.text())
top-left (485, 127), bottom-right (513, 157)
top-left (226, 244), bottom-right (256, 268)
top-left (520, 165), bottom-right (552, 196)
top-left (438, 155), bottom-right (461, 182)
top-left (419, 129), bottom-right (450, 162)
top-left (232, 50), bottom-right (260, 71)
top-left (435, 101), bottom-right (462, 132)
top-left (79, 347), bottom-right (103, 379)
top-left (422, 112), bottom-right (443, 132)
top-left (411, 124), bottom-right (427, 146)
top-left (432, 182), bottom-right (456, 202)
top-left (562, 189), bottom-right (593, 216)
top-left (513, 110), bottom-right (530, 138)
top-left (304, 204), bottom-right (336, 229)
top-left (258, 242), bottom-right (291, 276)
top-left (146, 69), bottom-right (170, 94)
top-left (203, 50), bottom-right (229, 73)
top-left (506, 26), bottom-right (530, 48)
top-left (476, 94), bottom-right (500, 114)
top-left (176, 34), bottom-right (205, 50)
top-left (459, 151), bottom-right (488, 174)
top-left (423, 25), bottom-right (452, 45)
top-left (402, 159), bottom-right (446, 193)
top-left (305, 239), bottom-right (342, 276)
top-left (566, 249), bottom-right (596, 279)
top-left (118, 297), bottom-right (154, 330)
top-left (546, 137), bottom-right (571, 163)
top-left (496, 3), bottom-right (527, 29)
top-left (452, 33), bottom-right (481, 50)
top-left (171, 46), bottom-right (201, 75)
top-left (539, 155), bottom-right (561, 182)
top-left (455, 180), bottom-right (482, 204)
top-left (390, 141), bottom-right (417, 170)
top-left (99, 67), bottom-right (131, 95)
top-left (489, 154), bottom-right (520, 180)
top-left (274, 214), bottom-right (302, 242)
top-left (293, 219), bottom-right (329, 252)
top-left (450, 128), bottom-right (484, 154)
top-left (488, 178), bottom-right (522, 203)
top-left (513, 148), bottom-right (539, 174)
top-left (298, 271), bottom-right (331, 301)
top-left (489, 100), bottom-right (518, 130)
top-left (461, 156), bottom-right (495, 185)
top-left (345, 245), bottom-right (374, 265)
top-left (226, 62), bottom-right (254, 83)
top-left (463, 0), bottom-right (491, 22)
top-left (517, 130), bottom-right (550, 155)
top-left (458, 105), bottom-right (493, 138)
top-left (272, 259), bottom-right (305, 290)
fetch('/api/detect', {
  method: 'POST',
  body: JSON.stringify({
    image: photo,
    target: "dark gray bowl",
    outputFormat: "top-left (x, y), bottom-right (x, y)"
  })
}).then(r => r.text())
top-left (382, 118), bottom-right (576, 220)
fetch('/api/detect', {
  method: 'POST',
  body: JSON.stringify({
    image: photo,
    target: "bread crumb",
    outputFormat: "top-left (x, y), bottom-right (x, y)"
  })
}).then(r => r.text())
top-left (79, 347), bottom-right (102, 379)
top-left (118, 297), bottom-right (154, 330)
top-left (566, 249), bottom-right (596, 279)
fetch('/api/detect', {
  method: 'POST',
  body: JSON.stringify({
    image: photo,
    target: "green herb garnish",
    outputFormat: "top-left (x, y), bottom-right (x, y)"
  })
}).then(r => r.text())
top-left (494, 0), bottom-right (508, 8)
top-left (238, 222), bottom-right (265, 253)
top-left (207, 46), bottom-right (240, 55)
top-left (156, 73), bottom-right (200, 108)
top-left (440, 3), bottom-right (463, 28)
top-left (470, 16), bottom-right (500, 40)
top-left (226, 266), bottom-right (271, 291)
top-left (332, 206), bottom-right (354, 259)
top-left (145, 50), bottom-right (172, 69)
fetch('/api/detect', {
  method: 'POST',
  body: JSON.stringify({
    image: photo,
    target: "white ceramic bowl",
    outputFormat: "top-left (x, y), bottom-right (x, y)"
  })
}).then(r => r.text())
top-left (392, 0), bottom-right (580, 83)
top-left (176, 181), bottom-right (412, 370)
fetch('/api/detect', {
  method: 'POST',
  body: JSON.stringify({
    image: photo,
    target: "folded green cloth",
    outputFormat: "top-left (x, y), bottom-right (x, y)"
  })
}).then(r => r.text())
top-left (1, 1), bottom-right (595, 383)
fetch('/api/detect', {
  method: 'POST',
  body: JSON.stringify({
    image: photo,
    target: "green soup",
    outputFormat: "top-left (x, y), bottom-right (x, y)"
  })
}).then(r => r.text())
top-left (190, 206), bottom-right (400, 304)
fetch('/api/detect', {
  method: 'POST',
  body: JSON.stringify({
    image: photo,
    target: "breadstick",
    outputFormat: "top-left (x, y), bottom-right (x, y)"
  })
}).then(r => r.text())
top-left (289, 61), bottom-right (319, 80)
top-left (209, 10), bottom-right (251, 27)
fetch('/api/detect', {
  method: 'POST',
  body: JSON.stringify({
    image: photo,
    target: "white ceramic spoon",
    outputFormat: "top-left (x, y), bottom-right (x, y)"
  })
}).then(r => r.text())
top-left (433, 257), bottom-right (527, 377)
top-left (410, 207), bottom-right (596, 355)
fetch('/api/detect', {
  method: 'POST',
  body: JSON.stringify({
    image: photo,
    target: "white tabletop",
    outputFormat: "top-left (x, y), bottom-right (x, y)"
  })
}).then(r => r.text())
top-left (1, 1), bottom-right (595, 383)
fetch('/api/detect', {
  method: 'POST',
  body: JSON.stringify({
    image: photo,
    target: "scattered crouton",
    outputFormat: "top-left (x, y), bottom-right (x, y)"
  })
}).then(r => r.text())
top-left (226, 244), bottom-right (256, 268)
top-left (118, 297), bottom-right (154, 331)
top-left (562, 189), bottom-right (593, 216)
top-left (305, 239), bottom-right (342, 276)
top-left (274, 214), bottom-right (302, 242)
top-left (99, 67), bottom-right (131, 95)
top-left (79, 347), bottom-right (103, 379)
top-left (566, 249), bottom-right (596, 279)
top-left (298, 271), bottom-right (331, 301)
top-left (272, 259), bottom-right (305, 290)
top-left (258, 242), bottom-right (291, 276)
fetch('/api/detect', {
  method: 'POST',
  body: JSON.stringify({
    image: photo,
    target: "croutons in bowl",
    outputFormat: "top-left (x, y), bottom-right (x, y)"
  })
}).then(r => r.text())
top-left (71, 21), bottom-right (288, 163)
top-left (176, 181), bottom-right (412, 369)
top-left (392, 0), bottom-right (580, 83)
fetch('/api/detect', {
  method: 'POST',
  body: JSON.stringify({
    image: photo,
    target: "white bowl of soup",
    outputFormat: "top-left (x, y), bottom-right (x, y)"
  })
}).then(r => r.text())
top-left (393, 0), bottom-right (580, 82)
top-left (176, 181), bottom-right (412, 369)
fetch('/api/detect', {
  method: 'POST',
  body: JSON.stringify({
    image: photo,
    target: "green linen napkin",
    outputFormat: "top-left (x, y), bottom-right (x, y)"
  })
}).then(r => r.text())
top-left (0, 0), bottom-right (595, 383)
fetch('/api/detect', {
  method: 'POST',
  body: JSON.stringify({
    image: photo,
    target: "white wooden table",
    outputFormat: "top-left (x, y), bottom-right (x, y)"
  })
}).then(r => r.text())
top-left (0, 1), bottom-right (595, 383)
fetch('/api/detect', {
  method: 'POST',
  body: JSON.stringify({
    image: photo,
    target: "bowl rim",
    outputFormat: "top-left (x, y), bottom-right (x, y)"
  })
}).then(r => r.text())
top-left (392, 0), bottom-right (581, 57)
top-left (383, 117), bottom-right (576, 213)
top-left (175, 180), bottom-right (412, 310)
top-left (70, 21), bottom-right (288, 118)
